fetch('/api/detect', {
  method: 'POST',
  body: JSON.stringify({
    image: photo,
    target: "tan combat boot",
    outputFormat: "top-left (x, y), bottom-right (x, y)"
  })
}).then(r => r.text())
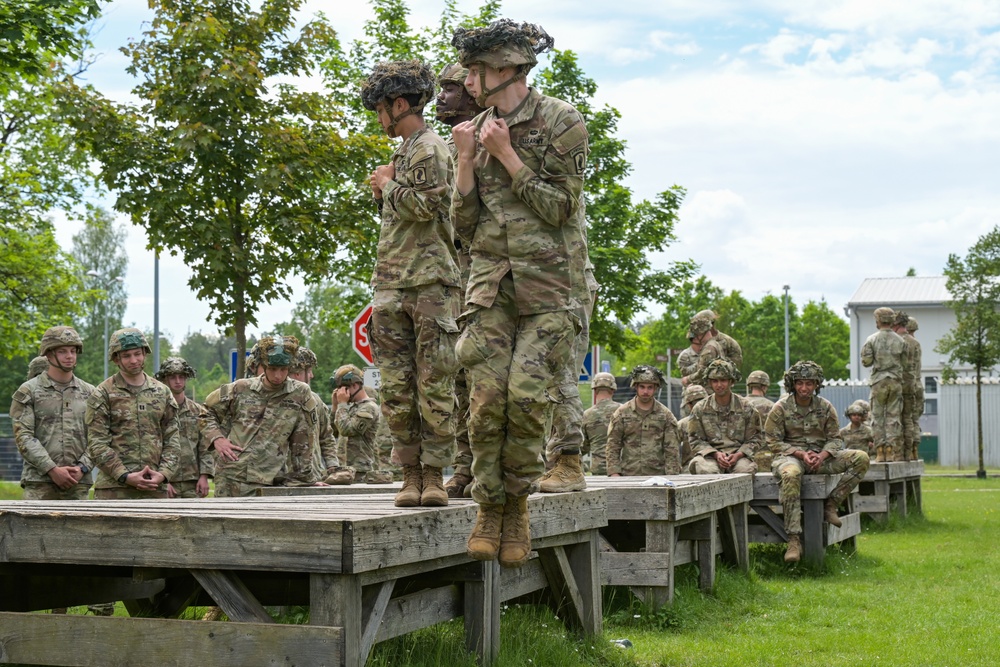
top-left (445, 472), bottom-right (473, 499)
top-left (784, 534), bottom-right (802, 563)
top-left (394, 465), bottom-right (423, 507)
top-left (894, 445), bottom-right (907, 462)
top-left (824, 499), bottom-right (843, 527)
top-left (875, 446), bottom-right (886, 463)
top-left (467, 503), bottom-right (503, 561)
top-left (499, 495), bottom-right (532, 568)
top-left (420, 465), bottom-right (448, 507)
top-left (538, 453), bottom-right (586, 493)
top-left (324, 467), bottom-right (355, 485)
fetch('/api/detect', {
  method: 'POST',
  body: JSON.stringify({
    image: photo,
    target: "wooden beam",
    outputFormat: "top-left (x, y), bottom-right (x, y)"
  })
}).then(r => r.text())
top-left (359, 581), bottom-right (394, 663)
top-left (190, 569), bottom-right (273, 624)
top-left (311, 573), bottom-right (361, 667)
top-left (538, 546), bottom-right (587, 633)
top-left (464, 560), bottom-right (500, 666)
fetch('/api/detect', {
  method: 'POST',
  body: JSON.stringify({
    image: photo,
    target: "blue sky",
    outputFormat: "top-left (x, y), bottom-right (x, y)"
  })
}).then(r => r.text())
top-left (54, 0), bottom-right (1000, 355)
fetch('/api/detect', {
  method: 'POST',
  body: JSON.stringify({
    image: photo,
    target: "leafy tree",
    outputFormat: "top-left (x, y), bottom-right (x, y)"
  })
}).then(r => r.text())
top-left (0, 0), bottom-right (99, 82)
top-left (937, 226), bottom-right (1000, 478)
top-left (791, 299), bottom-right (850, 381)
top-left (740, 294), bottom-right (793, 392)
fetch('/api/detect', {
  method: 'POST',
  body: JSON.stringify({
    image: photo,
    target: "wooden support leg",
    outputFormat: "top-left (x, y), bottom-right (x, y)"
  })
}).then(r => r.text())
top-left (539, 546), bottom-right (587, 634)
top-left (311, 573), bottom-right (362, 667)
top-left (908, 478), bottom-right (922, 514)
top-left (697, 514), bottom-right (717, 592)
top-left (464, 560), bottom-right (500, 666)
top-left (802, 499), bottom-right (825, 565)
top-left (190, 569), bottom-right (273, 623)
top-left (360, 581), bottom-right (394, 664)
top-left (564, 530), bottom-right (601, 636)
top-left (643, 520), bottom-right (675, 608)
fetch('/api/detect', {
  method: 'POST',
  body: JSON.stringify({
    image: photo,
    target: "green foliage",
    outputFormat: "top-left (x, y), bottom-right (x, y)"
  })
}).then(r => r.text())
top-left (791, 299), bottom-right (850, 381)
top-left (0, 0), bottom-right (99, 82)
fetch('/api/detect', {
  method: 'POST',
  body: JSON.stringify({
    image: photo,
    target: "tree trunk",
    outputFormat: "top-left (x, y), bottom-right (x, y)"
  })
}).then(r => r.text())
top-left (976, 365), bottom-right (986, 479)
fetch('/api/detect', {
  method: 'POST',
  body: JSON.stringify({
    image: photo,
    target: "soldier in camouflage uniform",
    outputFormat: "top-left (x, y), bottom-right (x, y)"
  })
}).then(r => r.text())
top-left (362, 60), bottom-right (461, 509)
top-left (744, 371), bottom-right (775, 420)
top-left (862, 307), bottom-right (906, 462)
top-left (86, 328), bottom-right (180, 500)
top-left (892, 311), bottom-right (923, 460)
top-left (694, 309), bottom-right (743, 368)
top-left (677, 384), bottom-right (708, 468)
top-left (765, 361), bottom-right (870, 563)
top-left (606, 366), bottom-right (683, 476)
top-left (451, 19), bottom-right (588, 567)
top-left (154, 357), bottom-right (212, 498)
top-left (11, 327), bottom-right (95, 500)
top-left (202, 336), bottom-right (322, 497)
top-left (677, 339), bottom-right (702, 386)
top-left (330, 365), bottom-right (387, 485)
top-left (290, 349), bottom-right (354, 485)
top-left (840, 402), bottom-right (875, 456)
top-left (683, 317), bottom-right (726, 389)
top-left (904, 317), bottom-right (924, 459)
top-left (580, 372), bottom-right (620, 475)
top-left (245, 341), bottom-right (262, 378)
top-left (687, 359), bottom-right (761, 475)
top-left (26, 356), bottom-right (50, 380)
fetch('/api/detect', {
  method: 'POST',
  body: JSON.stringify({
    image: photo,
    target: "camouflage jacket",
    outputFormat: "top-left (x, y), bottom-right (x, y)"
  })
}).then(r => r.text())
top-left (676, 414), bottom-right (693, 465)
top-left (313, 393), bottom-right (342, 472)
top-left (582, 399), bottom-right (620, 456)
top-left (374, 126), bottom-right (460, 290)
top-left (85, 373), bottom-right (181, 488)
top-left (744, 394), bottom-right (775, 422)
top-left (687, 393), bottom-right (762, 459)
top-left (451, 88), bottom-right (588, 315)
top-left (715, 331), bottom-right (743, 368)
top-left (677, 346), bottom-right (699, 379)
top-left (606, 398), bottom-right (682, 476)
top-left (688, 338), bottom-right (726, 387)
top-left (840, 423), bottom-right (874, 453)
top-left (764, 394), bottom-right (844, 456)
top-left (10, 373), bottom-right (95, 483)
top-left (861, 328), bottom-right (905, 384)
top-left (172, 396), bottom-right (212, 482)
top-left (901, 332), bottom-right (922, 393)
top-left (201, 377), bottom-right (320, 486)
top-left (334, 397), bottom-right (380, 468)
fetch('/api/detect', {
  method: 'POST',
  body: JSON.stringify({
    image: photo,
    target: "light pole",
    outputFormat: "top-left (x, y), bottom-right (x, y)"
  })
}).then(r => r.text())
top-left (783, 285), bottom-right (790, 374)
top-left (87, 271), bottom-right (124, 379)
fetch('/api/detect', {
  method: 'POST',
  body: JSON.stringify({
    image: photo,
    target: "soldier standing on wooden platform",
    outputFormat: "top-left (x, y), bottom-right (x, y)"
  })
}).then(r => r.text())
top-left (579, 372), bottom-right (621, 475)
top-left (202, 336), bottom-right (323, 497)
top-left (606, 366), bottom-right (683, 476)
top-left (862, 307), bottom-right (905, 462)
top-left (744, 370), bottom-right (775, 422)
top-left (840, 402), bottom-right (875, 456)
top-left (11, 327), bottom-right (95, 500)
top-left (330, 364), bottom-right (387, 485)
top-left (362, 60), bottom-right (461, 508)
top-left (451, 19), bottom-right (588, 567)
top-left (86, 328), bottom-right (180, 500)
top-left (686, 359), bottom-right (761, 475)
top-left (683, 317), bottom-right (727, 389)
top-left (905, 317), bottom-right (924, 460)
top-left (765, 360), bottom-right (870, 563)
top-left (892, 311), bottom-right (923, 461)
top-left (154, 357), bottom-right (211, 499)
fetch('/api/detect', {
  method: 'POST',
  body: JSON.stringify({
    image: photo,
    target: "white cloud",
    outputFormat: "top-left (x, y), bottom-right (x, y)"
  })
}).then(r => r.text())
top-left (650, 31), bottom-right (702, 57)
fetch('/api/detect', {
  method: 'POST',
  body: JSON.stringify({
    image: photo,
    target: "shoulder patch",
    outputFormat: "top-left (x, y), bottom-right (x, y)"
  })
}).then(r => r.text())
top-left (12, 388), bottom-right (30, 405)
top-left (551, 121), bottom-right (588, 156)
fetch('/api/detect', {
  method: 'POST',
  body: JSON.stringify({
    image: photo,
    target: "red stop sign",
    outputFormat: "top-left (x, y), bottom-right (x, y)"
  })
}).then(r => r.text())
top-left (352, 303), bottom-right (374, 366)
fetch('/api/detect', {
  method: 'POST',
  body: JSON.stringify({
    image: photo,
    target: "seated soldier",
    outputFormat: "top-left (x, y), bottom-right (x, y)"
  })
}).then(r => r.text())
top-left (744, 370), bottom-right (775, 421)
top-left (840, 401), bottom-right (875, 457)
top-left (606, 365), bottom-right (682, 477)
top-left (676, 384), bottom-right (708, 467)
top-left (686, 359), bottom-right (761, 475)
top-left (765, 360), bottom-right (870, 563)
top-left (581, 372), bottom-right (621, 475)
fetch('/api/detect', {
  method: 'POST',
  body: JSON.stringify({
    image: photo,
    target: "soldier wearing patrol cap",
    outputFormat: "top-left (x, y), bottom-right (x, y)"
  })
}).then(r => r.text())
top-left (85, 328), bottom-right (180, 499)
top-left (26, 356), bottom-right (50, 380)
top-left (10, 326), bottom-right (96, 500)
top-left (155, 356), bottom-right (212, 498)
top-left (605, 365), bottom-right (683, 477)
top-left (744, 370), bottom-right (775, 421)
top-left (329, 364), bottom-right (385, 485)
top-left (201, 335), bottom-right (323, 497)
top-left (862, 307), bottom-right (905, 461)
top-left (362, 59), bottom-right (462, 510)
top-left (451, 19), bottom-right (590, 568)
top-left (686, 359), bottom-right (761, 475)
top-left (578, 372), bottom-right (621, 475)
top-left (765, 360), bottom-right (870, 562)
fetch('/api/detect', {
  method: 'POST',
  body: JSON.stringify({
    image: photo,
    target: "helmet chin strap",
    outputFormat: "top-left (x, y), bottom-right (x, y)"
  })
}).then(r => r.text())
top-left (476, 67), bottom-right (524, 109)
top-left (48, 356), bottom-right (75, 374)
top-left (384, 98), bottom-right (424, 137)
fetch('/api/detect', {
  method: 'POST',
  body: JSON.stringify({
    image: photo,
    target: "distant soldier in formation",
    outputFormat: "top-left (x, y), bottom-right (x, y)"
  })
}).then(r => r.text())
top-left (581, 372), bottom-right (620, 475)
top-left (840, 401), bottom-right (875, 456)
top-left (677, 384), bottom-right (708, 468)
top-left (362, 59), bottom-right (461, 509)
top-left (606, 366), bottom-right (683, 476)
top-left (765, 360), bottom-right (870, 563)
top-left (330, 365), bottom-right (387, 484)
top-left (893, 311), bottom-right (923, 461)
top-left (154, 357), bottom-right (211, 498)
top-left (744, 370), bottom-right (775, 422)
top-left (905, 317), bottom-right (924, 459)
top-left (686, 359), bottom-right (761, 475)
top-left (694, 309), bottom-right (743, 368)
top-left (86, 328), bottom-right (180, 500)
top-left (203, 336), bottom-right (322, 497)
top-left (290, 348), bottom-right (354, 486)
top-left (11, 327), bottom-right (95, 500)
top-left (862, 307), bottom-right (905, 461)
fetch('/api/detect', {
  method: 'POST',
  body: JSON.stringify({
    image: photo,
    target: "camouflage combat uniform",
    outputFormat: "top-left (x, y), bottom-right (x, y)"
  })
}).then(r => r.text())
top-left (686, 393), bottom-right (761, 475)
top-left (335, 397), bottom-right (382, 481)
top-left (370, 126), bottom-right (462, 470)
top-left (605, 398), bottom-right (683, 476)
top-left (688, 337), bottom-right (726, 389)
top-left (714, 331), bottom-right (743, 368)
top-left (11, 372), bottom-right (95, 500)
top-left (901, 329), bottom-right (923, 459)
top-left (201, 376), bottom-right (321, 497)
top-left (169, 396), bottom-right (212, 498)
top-left (582, 397), bottom-right (620, 475)
top-left (85, 374), bottom-right (181, 499)
top-left (861, 327), bottom-right (905, 458)
top-left (765, 394), bottom-right (870, 535)
top-left (744, 395), bottom-right (775, 422)
top-left (840, 422), bottom-right (875, 456)
top-left (452, 87), bottom-right (588, 504)
top-left (677, 346), bottom-right (699, 382)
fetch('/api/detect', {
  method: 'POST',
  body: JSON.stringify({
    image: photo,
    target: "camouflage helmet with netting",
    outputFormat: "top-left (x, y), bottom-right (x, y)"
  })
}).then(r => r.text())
top-left (331, 364), bottom-right (365, 388)
top-left (258, 335), bottom-right (299, 368)
top-left (452, 19), bottom-right (554, 72)
top-left (108, 327), bottom-right (151, 362)
top-left (706, 358), bottom-right (741, 382)
top-left (694, 309), bottom-right (718, 323)
top-left (682, 384), bottom-right (708, 407)
top-left (687, 316), bottom-right (711, 340)
top-left (783, 360), bottom-right (825, 394)
top-left (27, 356), bottom-right (49, 380)
top-left (155, 356), bottom-right (197, 381)
top-left (874, 307), bottom-right (896, 325)
top-left (630, 364), bottom-right (664, 388)
top-left (437, 62), bottom-right (469, 87)
top-left (39, 326), bottom-right (83, 357)
top-left (746, 370), bottom-right (770, 387)
top-left (245, 342), bottom-right (262, 378)
top-left (893, 310), bottom-right (910, 328)
top-left (591, 372), bottom-right (617, 392)
top-left (906, 317), bottom-right (919, 332)
top-left (360, 60), bottom-right (436, 113)
top-left (291, 347), bottom-right (318, 372)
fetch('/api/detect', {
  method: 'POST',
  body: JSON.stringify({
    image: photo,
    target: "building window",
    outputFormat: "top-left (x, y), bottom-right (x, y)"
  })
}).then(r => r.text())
top-left (925, 376), bottom-right (938, 394)
top-left (924, 399), bottom-right (937, 416)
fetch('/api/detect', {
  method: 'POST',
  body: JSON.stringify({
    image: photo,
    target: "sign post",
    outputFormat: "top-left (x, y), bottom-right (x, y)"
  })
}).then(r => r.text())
top-left (352, 304), bottom-right (375, 366)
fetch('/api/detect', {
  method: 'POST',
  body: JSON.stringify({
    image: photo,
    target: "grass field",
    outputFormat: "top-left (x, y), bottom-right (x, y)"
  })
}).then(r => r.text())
top-left (1, 476), bottom-right (998, 666)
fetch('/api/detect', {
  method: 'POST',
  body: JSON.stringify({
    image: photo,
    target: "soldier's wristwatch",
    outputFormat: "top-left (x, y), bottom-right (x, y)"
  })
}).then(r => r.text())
top-left (77, 463), bottom-right (90, 475)
top-left (117, 471), bottom-right (130, 484)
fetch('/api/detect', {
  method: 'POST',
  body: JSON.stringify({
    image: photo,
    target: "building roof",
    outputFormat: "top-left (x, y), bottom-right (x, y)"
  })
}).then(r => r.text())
top-left (847, 276), bottom-right (950, 307)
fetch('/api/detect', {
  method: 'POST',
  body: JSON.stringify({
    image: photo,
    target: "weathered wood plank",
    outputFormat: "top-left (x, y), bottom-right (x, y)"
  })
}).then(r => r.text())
top-left (360, 581), bottom-right (394, 663)
top-left (753, 473), bottom-right (845, 500)
top-left (498, 557), bottom-right (547, 601)
top-left (375, 584), bottom-right (462, 642)
top-left (310, 573), bottom-right (361, 667)
top-left (586, 475), bottom-right (752, 521)
top-left (190, 569), bottom-right (273, 624)
top-left (465, 560), bottom-right (500, 666)
top-left (599, 551), bottom-right (672, 587)
top-left (0, 572), bottom-right (165, 611)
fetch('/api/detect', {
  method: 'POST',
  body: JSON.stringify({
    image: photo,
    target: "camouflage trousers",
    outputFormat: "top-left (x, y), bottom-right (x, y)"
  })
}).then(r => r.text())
top-left (21, 481), bottom-right (91, 501)
top-left (457, 275), bottom-right (578, 504)
top-left (544, 292), bottom-right (595, 461)
top-left (213, 477), bottom-right (266, 498)
top-left (911, 385), bottom-right (925, 458)
top-left (169, 480), bottom-right (201, 499)
top-left (771, 449), bottom-right (870, 535)
top-left (687, 454), bottom-right (757, 475)
top-left (94, 487), bottom-right (168, 500)
top-left (870, 378), bottom-right (903, 451)
top-left (452, 366), bottom-right (473, 477)
top-left (370, 284), bottom-right (460, 469)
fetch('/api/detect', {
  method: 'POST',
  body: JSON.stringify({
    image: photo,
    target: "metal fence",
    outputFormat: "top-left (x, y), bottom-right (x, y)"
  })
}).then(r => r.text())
top-left (0, 413), bottom-right (23, 482)
top-left (939, 381), bottom-right (1000, 469)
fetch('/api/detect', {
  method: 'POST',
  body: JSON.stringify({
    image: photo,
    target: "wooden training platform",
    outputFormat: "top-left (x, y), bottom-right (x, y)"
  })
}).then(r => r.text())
top-left (584, 474), bottom-right (753, 608)
top-left (750, 473), bottom-right (862, 565)
top-left (259, 482), bottom-right (403, 496)
top-left (0, 491), bottom-right (606, 667)
top-left (855, 460), bottom-right (924, 522)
